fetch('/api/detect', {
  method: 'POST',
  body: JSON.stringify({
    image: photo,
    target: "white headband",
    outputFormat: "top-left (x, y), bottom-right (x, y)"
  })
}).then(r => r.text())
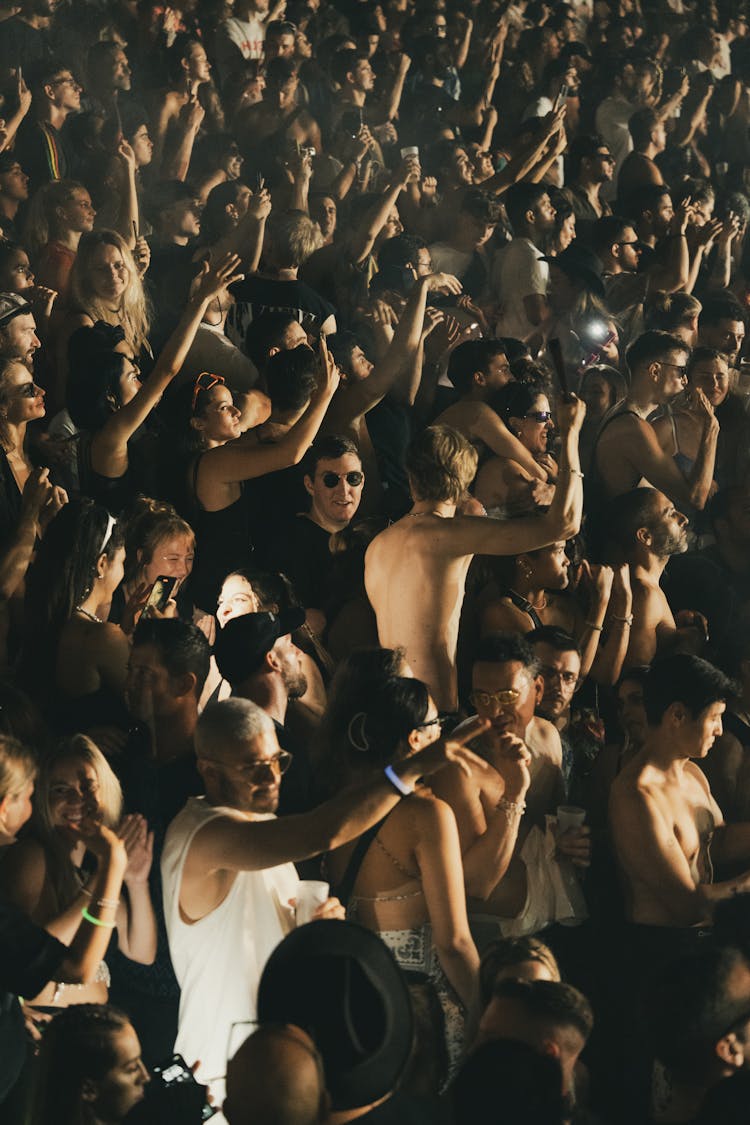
top-left (99, 513), bottom-right (116, 557)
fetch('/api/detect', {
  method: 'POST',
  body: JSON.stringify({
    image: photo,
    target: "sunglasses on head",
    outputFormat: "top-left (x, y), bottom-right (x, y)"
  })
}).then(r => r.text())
top-left (192, 371), bottom-right (225, 412)
top-left (321, 470), bottom-right (364, 488)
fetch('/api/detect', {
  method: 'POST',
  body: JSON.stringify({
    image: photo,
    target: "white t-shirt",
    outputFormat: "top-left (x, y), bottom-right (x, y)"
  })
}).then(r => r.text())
top-left (493, 237), bottom-right (549, 342)
top-left (595, 94), bottom-right (635, 201)
top-left (214, 14), bottom-right (266, 79)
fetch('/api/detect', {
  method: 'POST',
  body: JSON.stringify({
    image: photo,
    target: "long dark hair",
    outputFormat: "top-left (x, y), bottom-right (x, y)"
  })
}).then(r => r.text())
top-left (20, 499), bottom-right (124, 693)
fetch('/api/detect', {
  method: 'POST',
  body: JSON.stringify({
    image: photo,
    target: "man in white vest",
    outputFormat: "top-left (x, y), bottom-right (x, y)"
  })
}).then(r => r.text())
top-left (162, 694), bottom-right (485, 1109)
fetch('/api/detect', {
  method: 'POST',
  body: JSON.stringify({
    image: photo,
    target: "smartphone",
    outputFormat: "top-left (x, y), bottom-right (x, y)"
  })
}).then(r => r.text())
top-left (554, 81), bottom-right (569, 110)
top-left (253, 172), bottom-right (264, 192)
top-left (152, 1055), bottom-right (217, 1121)
top-left (17, 65), bottom-right (22, 85)
top-left (145, 576), bottom-right (178, 613)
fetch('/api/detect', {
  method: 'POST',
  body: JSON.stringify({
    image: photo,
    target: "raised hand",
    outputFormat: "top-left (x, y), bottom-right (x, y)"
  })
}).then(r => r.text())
top-left (119, 813), bottom-right (154, 885)
top-left (195, 251), bottom-right (244, 301)
top-left (486, 733), bottom-right (532, 800)
top-left (247, 186), bottom-right (272, 221)
top-left (317, 333), bottom-right (341, 398)
top-left (556, 394), bottom-right (586, 435)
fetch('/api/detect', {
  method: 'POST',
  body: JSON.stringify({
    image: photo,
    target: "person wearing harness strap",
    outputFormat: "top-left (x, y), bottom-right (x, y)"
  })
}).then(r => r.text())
top-left (588, 329), bottom-right (718, 516)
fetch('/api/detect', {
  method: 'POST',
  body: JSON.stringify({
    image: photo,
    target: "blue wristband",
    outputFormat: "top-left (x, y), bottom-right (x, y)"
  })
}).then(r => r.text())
top-left (384, 764), bottom-right (414, 797)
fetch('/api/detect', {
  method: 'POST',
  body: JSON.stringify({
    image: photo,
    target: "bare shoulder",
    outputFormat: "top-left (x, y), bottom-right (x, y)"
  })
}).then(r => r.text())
top-left (685, 760), bottom-right (713, 797)
top-left (528, 715), bottom-right (562, 766)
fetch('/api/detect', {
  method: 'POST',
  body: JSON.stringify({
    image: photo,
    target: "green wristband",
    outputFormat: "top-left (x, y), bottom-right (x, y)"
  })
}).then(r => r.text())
top-left (81, 905), bottom-right (116, 929)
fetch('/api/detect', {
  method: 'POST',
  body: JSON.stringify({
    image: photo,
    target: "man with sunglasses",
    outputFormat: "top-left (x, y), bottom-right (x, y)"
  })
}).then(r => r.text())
top-left (588, 329), bottom-right (718, 512)
top-left (265, 435), bottom-right (365, 624)
top-left (162, 695), bottom-right (487, 1106)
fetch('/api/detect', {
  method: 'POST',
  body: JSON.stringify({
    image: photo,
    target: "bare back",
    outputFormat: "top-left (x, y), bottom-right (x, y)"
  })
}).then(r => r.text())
top-left (365, 515), bottom-right (473, 710)
top-left (594, 412), bottom-right (649, 499)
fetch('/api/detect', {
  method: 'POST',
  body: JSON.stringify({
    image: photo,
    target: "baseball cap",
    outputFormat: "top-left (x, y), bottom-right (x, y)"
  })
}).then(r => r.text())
top-left (213, 608), bottom-right (305, 683)
top-left (540, 245), bottom-right (605, 298)
top-left (0, 293), bottom-right (33, 330)
top-left (257, 920), bottom-right (414, 1111)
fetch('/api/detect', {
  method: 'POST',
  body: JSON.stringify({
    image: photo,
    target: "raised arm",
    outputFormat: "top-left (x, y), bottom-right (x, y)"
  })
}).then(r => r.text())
top-left (185, 719), bottom-right (490, 875)
top-left (447, 395), bottom-right (585, 557)
top-left (347, 155), bottom-right (418, 266)
top-left (198, 333), bottom-right (340, 487)
top-left (470, 404), bottom-right (548, 481)
top-left (212, 188), bottom-right (272, 271)
top-left (337, 273), bottom-right (459, 422)
top-left (94, 253), bottom-right (244, 470)
top-left (113, 138), bottom-right (140, 248)
top-left (623, 399), bottom-right (718, 510)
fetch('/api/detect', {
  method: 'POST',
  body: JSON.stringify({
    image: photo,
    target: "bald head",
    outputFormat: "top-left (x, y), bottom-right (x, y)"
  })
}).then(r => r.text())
top-left (224, 1024), bottom-right (328, 1125)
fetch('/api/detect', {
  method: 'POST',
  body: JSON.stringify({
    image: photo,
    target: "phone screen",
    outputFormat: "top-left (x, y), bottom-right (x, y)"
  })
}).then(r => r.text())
top-left (146, 576), bottom-right (178, 613)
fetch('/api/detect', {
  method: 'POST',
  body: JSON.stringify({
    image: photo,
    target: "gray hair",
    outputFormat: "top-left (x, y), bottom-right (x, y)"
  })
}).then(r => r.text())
top-left (195, 698), bottom-right (274, 759)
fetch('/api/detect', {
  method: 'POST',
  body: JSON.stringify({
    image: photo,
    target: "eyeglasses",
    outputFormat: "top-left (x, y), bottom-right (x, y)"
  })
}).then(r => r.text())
top-left (16, 381), bottom-right (42, 398)
top-left (415, 713), bottom-right (450, 731)
top-left (205, 750), bottom-right (293, 782)
top-left (53, 76), bottom-right (82, 90)
top-left (469, 688), bottom-right (521, 709)
top-left (524, 411), bottom-right (553, 423)
top-left (659, 362), bottom-right (689, 378)
top-left (192, 371), bottom-right (225, 412)
top-left (616, 240), bottom-right (640, 247)
top-left (539, 665), bottom-right (579, 687)
top-left (597, 153), bottom-right (615, 162)
top-left (321, 470), bottom-right (364, 488)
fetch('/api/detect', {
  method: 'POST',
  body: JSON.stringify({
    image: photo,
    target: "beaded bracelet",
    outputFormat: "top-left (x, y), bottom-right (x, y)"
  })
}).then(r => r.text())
top-left (496, 796), bottom-right (526, 821)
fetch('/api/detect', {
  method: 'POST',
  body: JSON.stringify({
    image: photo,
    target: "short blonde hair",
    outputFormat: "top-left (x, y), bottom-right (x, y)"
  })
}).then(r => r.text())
top-left (0, 733), bottom-right (37, 802)
top-left (35, 735), bottom-right (123, 837)
top-left (406, 424), bottom-right (478, 504)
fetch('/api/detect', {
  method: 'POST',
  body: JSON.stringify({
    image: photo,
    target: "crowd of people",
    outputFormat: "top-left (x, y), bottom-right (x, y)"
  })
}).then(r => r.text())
top-left (2, 0), bottom-right (750, 1121)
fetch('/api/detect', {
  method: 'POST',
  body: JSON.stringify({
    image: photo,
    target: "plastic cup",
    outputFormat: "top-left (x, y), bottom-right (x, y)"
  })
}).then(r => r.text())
top-left (295, 880), bottom-right (329, 926)
top-left (556, 805), bottom-right (586, 832)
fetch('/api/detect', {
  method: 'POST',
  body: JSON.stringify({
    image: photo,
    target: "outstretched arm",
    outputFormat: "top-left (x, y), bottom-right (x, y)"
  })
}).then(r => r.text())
top-left (198, 334), bottom-right (340, 487)
top-left (445, 396), bottom-right (586, 557)
top-left (94, 253), bottom-right (244, 473)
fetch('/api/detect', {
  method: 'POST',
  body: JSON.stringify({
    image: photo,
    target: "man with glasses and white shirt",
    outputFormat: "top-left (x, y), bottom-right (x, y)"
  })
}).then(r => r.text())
top-left (161, 694), bottom-right (487, 1109)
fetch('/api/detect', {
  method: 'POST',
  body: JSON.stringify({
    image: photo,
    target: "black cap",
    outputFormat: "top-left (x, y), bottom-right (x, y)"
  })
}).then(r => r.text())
top-left (213, 608), bottom-right (305, 684)
top-left (541, 245), bottom-right (605, 297)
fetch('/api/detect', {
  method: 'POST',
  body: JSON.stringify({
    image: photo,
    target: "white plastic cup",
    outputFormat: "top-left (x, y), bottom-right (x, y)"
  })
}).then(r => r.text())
top-left (400, 146), bottom-right (419, 159)
top-left (295, 880), bottom-right (329, 925)
top-left (556, 805), bottom-right (586, 833)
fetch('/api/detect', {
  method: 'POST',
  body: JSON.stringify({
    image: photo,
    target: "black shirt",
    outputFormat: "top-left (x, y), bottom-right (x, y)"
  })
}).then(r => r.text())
top-left (227, 275), bottom-right (336, 349)
top-left (0, 895), bottom-right (66, 1101)
top-left (265, 515), bottom-right (333, 610)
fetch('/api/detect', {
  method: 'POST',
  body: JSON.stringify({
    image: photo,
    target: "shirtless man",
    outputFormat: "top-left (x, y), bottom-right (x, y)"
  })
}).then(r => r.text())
top-left (589, 329), bottom-right (718, 511)
top-left (430, 633), bottom-right (590, 933)
top-left (365, 398), bottom-right (585, 711)
top-left (610, 653), bottom-right (750, 930)
top-left (600, 487), bottom-right (707, 666)
top-left (434, 339), bottom-right (549, 487)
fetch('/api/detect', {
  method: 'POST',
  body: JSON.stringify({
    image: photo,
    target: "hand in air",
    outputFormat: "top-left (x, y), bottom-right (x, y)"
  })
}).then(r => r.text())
top-left (119, 813), bottom-right (154, 885)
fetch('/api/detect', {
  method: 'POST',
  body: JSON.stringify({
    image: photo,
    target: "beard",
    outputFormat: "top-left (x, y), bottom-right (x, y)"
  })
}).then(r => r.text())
top-left (650, 524), bottom-right (688, 558)
top-left (282, 663), bottom-right (308, 701)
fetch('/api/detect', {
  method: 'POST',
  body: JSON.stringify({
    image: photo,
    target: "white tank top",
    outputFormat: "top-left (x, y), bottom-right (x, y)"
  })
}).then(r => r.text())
top-left (161, 797), bottom-right (298, 1104)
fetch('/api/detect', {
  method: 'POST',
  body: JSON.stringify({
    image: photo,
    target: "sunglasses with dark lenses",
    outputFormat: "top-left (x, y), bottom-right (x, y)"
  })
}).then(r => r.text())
top-left (192, 371), bottom-right (225, 412)
top-left (525, 411), bottom-right (553, 423)
top-left (321, 471), bottom-right (364, 488)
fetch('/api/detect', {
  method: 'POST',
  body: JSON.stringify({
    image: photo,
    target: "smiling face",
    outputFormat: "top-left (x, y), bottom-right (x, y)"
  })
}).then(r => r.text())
top-left (89, 242), bottom-right (130, 304)
top-left (141, 532), bottom-right (195, 586)
top-left (0, 361), bottom-right (46, 425)
top-left (217, 573), bottom-right (259, 628)
top-left (690, 354), bottom-right (730, 408)
top-left (304, 452), bottom-right (364, 532)
top-left (48, 757), bottom-right (101, 837)
top-left (58, 187), bottom-right (96, 234)
top-left (512, 393), bottom-right (553, 454)
top-left (202, 728), bottom-right (285, 813)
